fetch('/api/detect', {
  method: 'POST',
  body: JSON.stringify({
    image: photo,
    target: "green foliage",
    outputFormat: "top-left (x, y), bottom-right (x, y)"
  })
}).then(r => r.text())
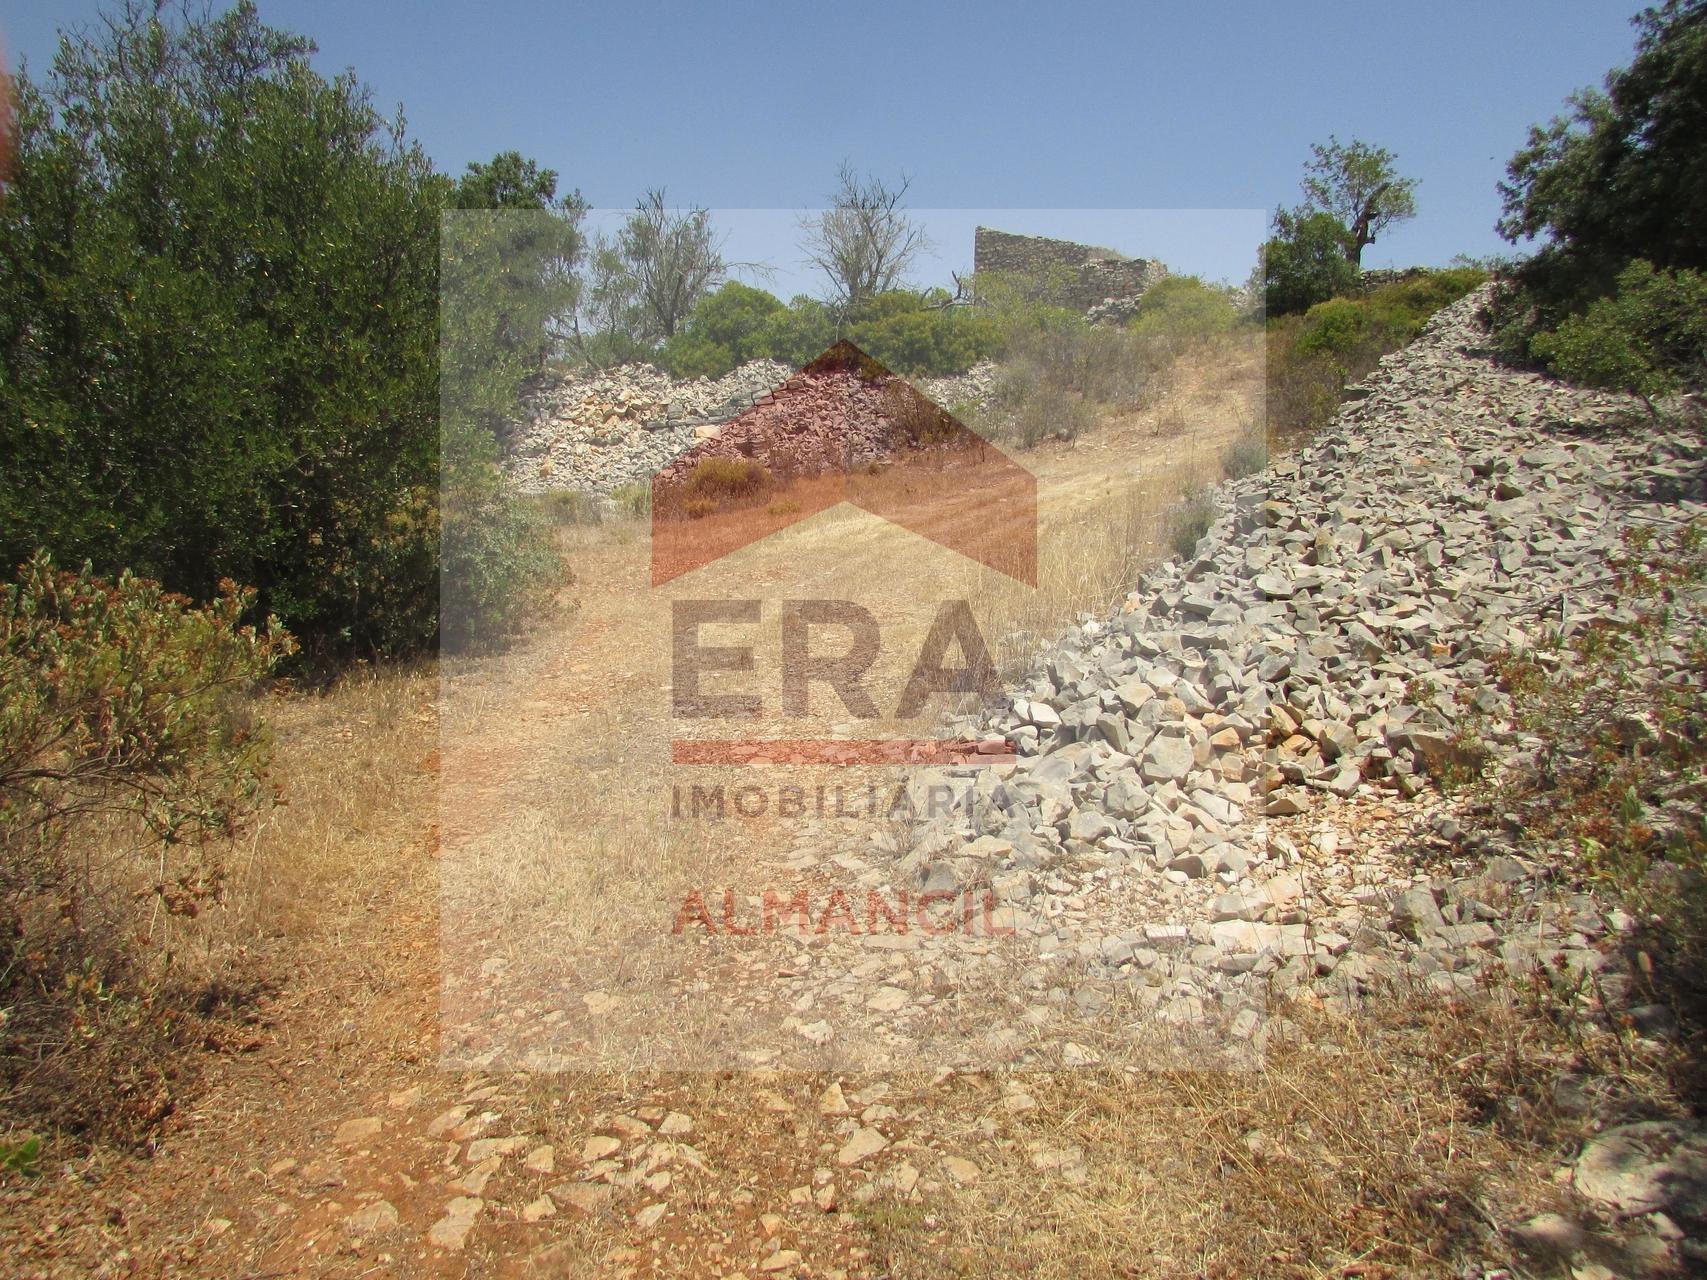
top-left (1497, 0), bottom-right (1707, 375)
top-left (1299, 136), bottom-right (1419, 265)
top-left (438, 207), bottom-right (581, 651)
top-left (1262, 210), bottom-right (1359, 315)
top-left (660, 285), bottom-right (996, 379)
top-left (757, 295), bottom-right (841, 369)
top-left (659, 282), bottom-right (786, 377)
top-left (0, 1136), bottom-right (43, 1178)
top-left (1499, 0), bottom-right (1707, 301)
top-left (1128, 275), bottom-right (1242, 349)
top-left (0, 3), bottom-right (454, 657)
top-left (845, 289), bottom-right (998, 376)
top-left (447, 150), bottom-right (565, 211)
top-left (1267, 268), bottom-right (1485, 439)
top-left (968, 267), bottom-right (1089, 351)
top-left (0, 553), bottom-right (289, 1142)
top-left (1529, 260), bottom-right (1707, 402)
top-left (0, 5), bottom-right (571, 658)
top-left (438, 473), bottom-right (560, 653)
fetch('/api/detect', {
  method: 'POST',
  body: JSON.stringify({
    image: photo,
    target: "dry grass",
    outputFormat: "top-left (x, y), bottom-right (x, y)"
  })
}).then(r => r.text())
top-left (0, 663), bottom-right (439, 1147)
top-left (838, 986), bottom-right (1681, 1279)
top-left (6, 330), bottom-right (1695, 1280)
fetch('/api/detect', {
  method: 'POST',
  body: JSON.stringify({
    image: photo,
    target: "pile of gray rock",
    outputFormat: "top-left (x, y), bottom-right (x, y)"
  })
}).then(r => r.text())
top-left (894, 286), bottom-right (1706, 1041)
top-left (506, 359), bottom-right (997, 496)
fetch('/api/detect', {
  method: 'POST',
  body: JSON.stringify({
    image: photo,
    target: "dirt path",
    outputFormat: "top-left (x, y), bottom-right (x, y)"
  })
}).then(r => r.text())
top-left (4, 360), bottom-right (1258, 1279)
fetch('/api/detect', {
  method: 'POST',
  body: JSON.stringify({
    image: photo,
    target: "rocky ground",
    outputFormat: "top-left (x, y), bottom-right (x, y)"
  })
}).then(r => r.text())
top-left (9, 292), bottom-right (1704, 1279)
top-left (902, 288), bottom-right (1705, 1023)
top-left (452, 288), bottom-right (1707, 1269)
top-left (507, 360), bottom-right (996, 495)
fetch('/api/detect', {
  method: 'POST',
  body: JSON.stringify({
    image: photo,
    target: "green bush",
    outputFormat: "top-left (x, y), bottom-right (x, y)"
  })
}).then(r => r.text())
top-left (1530, 260), bottom-right (1707, 403)
top-left (658, 285), bottom-right (1001, 379)
top-left (0, 5), bottom-right (446, 657)
top-left (438, 474), bottom-right (562, 653)
top-left (1129, 275), bottom-right (1242, 349)
top-left (0, 553), bottom-right (290, 1142)
top-left (1267, 268), bottom-right (1484, 440)
top-left (1169, 488), bottom-right (1217, 558)
top-left (659, 282), bottom-right (787, 378)
top-left (0, 5), bottom-right (572, 659)
top-left (1262, 210), bottom-right (1359, 315)
top-left (1494, 1), bottom-right (1707, 363)
top-left (845, 289), bottom-right (998, 376)
top-left (1498, 0), bottom-right (1707, 313)
top-left (758, 296), bottom-right (841, 369)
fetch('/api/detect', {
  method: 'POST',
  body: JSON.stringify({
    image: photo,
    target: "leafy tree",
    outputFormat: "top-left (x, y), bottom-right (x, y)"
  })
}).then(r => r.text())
top-left (0, 3), bottom-right (568, 655)
top-left (845, 289), bottom-right (996, 376)
top-left (800, 162), bottom-right (930, 310)
top-left (448, 150), bottom-right (565, 211)
top-left (756, 295), bottom-right (840, 368)
top-left (1298, 137), bottom-right (1418, 266)
top-left (1498, 0), bottom-right (1707, 304)
top-left (1261, 209), bottom-right (1359, 314)
top-left (438, 204), bottom-right (581, 650)
top-left (0, 2), bottom-right (449, 655)
top-left (659, 281), bottom-right (786, 377)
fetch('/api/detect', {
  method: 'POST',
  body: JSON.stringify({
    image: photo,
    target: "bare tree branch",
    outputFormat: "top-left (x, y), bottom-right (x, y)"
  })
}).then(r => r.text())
top-left (799, 162), bottom-right (931, 312)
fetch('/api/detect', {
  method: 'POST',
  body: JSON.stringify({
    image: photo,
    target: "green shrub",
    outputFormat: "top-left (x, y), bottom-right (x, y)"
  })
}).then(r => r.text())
top-left (845, 289), bottom-right (998, 376)
top-left (0, 553), bottom-right (290, 1143)
top-left (1267, 268), bottom-right (1484, 441)
top-left (0, 6), bottom-right (448, 657)
top-left (659, 282), bottom-right (787, 378)
top-left (1530, 260), bottom-right (1707, 404)
top-left (1129, 276), bottom-right (1242, 350)
top-left (1169, 489), bottom-right (1217, 558)
top-left (610, 481), bottom-right (652, 519)
top-left (1, 7), bottom-right (576, 659)
top-left (1262, 211), bottom-right (1359, 315)
top-left (756, 295), bottom-right (841, 369)
top-left (439, 477), bottom-right (563, 652)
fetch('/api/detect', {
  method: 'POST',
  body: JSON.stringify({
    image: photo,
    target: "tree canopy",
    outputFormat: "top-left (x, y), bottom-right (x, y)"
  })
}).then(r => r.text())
top-left (1498, 0), bottom-right (1707, 302)
top-left (1299, 137), bottom-right (1418, 266)
top-left (1261, 209), bottom-right (1360, 315)
top-left (0, 2), bottom-right (568, 656)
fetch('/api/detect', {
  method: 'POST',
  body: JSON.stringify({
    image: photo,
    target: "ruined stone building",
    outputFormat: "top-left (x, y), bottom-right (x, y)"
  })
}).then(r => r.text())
top-left (972, 227), bottom-right (1168, 318)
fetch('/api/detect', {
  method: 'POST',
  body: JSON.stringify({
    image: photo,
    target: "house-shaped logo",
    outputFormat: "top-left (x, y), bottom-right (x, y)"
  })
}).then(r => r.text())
top-left (651, 341), bottom-right (1037, 587)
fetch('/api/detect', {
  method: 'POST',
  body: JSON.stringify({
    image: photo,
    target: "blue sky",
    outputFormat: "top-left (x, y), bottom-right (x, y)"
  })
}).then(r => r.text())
top-left (7, 1), bottom-right (1643, 289)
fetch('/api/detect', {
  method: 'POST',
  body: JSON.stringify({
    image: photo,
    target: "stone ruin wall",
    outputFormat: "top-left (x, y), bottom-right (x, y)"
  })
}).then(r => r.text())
top-left (973, 227), bottom-right (1168, 313)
